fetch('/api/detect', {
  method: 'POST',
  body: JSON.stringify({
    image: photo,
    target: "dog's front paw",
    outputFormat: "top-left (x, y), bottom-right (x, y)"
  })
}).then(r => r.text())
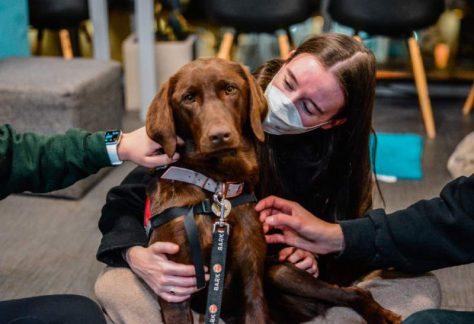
top-left (346, 287), bottom-right (402, 324)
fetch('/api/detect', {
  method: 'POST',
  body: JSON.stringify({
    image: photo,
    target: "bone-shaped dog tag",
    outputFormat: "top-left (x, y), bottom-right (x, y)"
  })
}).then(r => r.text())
top-left (212, 199), bottom-right (232, 218)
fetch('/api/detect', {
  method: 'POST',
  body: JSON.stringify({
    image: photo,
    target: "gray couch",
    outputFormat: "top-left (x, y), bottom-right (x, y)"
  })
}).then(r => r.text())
top-left (0, 57), bottom-right (123, 198)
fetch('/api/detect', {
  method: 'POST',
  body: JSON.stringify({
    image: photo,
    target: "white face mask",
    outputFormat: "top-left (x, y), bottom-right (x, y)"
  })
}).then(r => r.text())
top-left (262, 82), bottom-right (331, 135)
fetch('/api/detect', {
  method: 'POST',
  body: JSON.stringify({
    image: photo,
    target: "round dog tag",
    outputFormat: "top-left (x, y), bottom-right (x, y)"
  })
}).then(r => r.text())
top-left (212, 199), bottom-right (232, 218)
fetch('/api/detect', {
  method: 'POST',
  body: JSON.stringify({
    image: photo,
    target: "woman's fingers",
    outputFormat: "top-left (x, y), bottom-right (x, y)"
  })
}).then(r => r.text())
top-left (162, 272), bottom-right (210, 286)
top-left (162, 274), bottom-right (200, 287)
top-left (255, 195), bottom-right (294, 214)
top-left (294, 256), bottom-right (314, 270)
top-left (160, 261), bottom-right (198, 277)
top-left (162, 284), bottom-right (200, 296)
top-left (160, 291), bottom-right (193, 303)
top-left (278, 247), bottom-right (320, 277)
top-left (265, 233), bottom-right (287, 245)
top-left (264, 213), bottom-right (302, 231)
top-left (149, 241), bottom-right (180, 255)
top-left (278, 247), bottom-right (296, 261)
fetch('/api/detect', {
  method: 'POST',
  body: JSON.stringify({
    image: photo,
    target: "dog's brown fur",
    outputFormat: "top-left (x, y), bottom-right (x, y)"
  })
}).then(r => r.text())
top-left (146, 58), bottom-right (401, 324)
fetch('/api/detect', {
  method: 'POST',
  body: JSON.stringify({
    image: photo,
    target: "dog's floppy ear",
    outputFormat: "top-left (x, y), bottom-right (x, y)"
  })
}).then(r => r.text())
top-left (241, 64), bottom-right (267, 142)
top-left (146, 80), bottom-right (177, 158)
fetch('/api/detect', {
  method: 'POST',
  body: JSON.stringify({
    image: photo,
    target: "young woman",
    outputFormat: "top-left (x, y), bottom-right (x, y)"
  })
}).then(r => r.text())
top-left (93, 34), bottom-right (434, 323)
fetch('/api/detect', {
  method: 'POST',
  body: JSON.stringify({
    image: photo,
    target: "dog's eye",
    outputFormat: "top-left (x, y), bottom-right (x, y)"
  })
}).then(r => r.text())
top-left (183, 93), bottom-right (195, 102)
top-left (225, 85), bottom-right (236, 95)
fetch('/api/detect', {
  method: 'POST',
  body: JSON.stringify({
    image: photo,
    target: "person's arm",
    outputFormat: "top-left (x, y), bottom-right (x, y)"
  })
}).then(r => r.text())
top-left (96, 166), bottom-right (207, 302)
top-left (0, 124), bottom-right (110, 198)
top-left (0, 125), bottom-right (181, 199)
top-left (96, 166), bottom-right (150, 267)
top-left (339, 174), bottom-right (474, 273)
top-left (257, 175), bottom-right (474, 273)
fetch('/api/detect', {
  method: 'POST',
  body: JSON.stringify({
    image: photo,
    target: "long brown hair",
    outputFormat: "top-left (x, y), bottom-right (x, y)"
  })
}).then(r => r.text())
top-left (255, 33), bottom-right (376, 221)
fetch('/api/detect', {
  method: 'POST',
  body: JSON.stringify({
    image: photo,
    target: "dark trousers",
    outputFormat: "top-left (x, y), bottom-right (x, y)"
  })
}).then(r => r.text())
top-left (0, 295), bottom-right (106, 324)
top-left (404, 309), bottom-right (474, 324)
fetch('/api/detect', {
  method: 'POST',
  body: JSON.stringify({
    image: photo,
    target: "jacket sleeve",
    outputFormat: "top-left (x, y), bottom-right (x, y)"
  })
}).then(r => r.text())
top-left (338, 174), bottom-right (474, 273)
top-left (0, 124), bottom-right (111, 199)
top-left (96, 166), bottom-right (150, 267)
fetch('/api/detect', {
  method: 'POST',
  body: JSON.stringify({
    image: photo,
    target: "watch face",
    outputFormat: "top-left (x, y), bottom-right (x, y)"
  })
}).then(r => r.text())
top-left (105, 130), bottom-right (122, 143)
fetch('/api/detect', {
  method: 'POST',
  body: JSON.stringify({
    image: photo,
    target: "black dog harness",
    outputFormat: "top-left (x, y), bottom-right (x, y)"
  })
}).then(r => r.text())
top-left (145, 193), bottom-right (257, 288)
top-left (145, 167), bottom-right (257, 323)
top-left (145, 167), bottom-right (257, 324)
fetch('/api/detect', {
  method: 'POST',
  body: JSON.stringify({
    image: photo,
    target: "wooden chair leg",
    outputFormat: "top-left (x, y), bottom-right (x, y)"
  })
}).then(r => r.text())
top-left (68, 27), bottom-right (81, 57)
top-left (276, 29), bottom-right (290, 60)
top-left (408, 35), bottom-right (436, 139)
top-left (59, 29), bottom-right (73, 59)
top-left (35, 28), bottom-right (44, 56)
top-left (80, 23), bottom-right (93, 44)
top-left (216, 30), bottom-right (235, 60)
top-left (462, 82), bottom-right (474, 115)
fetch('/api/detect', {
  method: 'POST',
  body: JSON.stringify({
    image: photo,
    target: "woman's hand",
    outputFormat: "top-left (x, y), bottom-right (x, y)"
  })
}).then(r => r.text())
top-left (125, 242), bottom-right (209, 302)
top-left (279, 247), bottom-right (319, 277)
top-left (118, 127), bottom-right (184, 168)
top-left (255, 195), bottom-right (345, 255)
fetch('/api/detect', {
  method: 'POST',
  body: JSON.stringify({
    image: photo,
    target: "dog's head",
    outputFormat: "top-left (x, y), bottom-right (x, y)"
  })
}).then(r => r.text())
top-left (146, 58), bottom-right (267, 160)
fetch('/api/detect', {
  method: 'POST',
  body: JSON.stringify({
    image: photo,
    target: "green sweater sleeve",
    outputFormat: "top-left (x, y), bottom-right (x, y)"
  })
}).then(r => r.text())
top-left (0, 124), bottom-right (111, 199)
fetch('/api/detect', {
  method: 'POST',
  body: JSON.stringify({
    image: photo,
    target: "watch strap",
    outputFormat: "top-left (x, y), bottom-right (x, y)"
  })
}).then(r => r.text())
top-left (106, 143), bottom-right (123, 166)
top-left (105, 130), bottom-right (123, 166)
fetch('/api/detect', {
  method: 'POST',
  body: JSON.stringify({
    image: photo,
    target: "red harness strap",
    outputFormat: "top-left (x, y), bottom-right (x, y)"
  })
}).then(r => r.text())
top-left (144, 196), bottom-right (151, 226)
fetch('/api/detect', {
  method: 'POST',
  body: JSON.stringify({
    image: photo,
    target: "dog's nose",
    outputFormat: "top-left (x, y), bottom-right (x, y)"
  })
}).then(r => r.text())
top-left (208, 127), bottom-right (231, 145)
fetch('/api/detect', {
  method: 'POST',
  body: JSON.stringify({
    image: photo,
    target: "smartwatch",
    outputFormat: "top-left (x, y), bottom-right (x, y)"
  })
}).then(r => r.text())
top-left (105, 130), bottom-right (123, 166)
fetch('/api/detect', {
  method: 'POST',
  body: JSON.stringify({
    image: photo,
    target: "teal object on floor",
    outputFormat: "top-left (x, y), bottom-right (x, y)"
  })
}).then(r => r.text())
top-left (370, 133), bottom-right (424, 180)
top-left (0, 0), bottom-right (30, 59)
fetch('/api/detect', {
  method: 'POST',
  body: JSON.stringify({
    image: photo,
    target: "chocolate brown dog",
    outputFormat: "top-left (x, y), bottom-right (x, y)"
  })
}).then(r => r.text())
top-left (145, 58), bottom-right (401, 324)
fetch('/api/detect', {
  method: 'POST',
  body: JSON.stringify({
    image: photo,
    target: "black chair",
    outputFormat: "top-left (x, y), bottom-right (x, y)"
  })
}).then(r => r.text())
top-left (28, 0), bottom-right (90, 58)
top-left (328, 0), bottom-right (445, 139)
top-left (203, 0), bottom-right (318, 60)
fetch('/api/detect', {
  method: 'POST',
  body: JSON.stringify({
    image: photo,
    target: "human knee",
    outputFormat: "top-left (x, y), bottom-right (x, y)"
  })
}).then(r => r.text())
top-left (94, 267), bottom-right (145, 306)
top-left (94, 268), bottom-right (123, 304)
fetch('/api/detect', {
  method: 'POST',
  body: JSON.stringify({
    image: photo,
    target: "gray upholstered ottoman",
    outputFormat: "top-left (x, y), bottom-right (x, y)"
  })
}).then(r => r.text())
top-left (0, 57), bottom-right (123, 198)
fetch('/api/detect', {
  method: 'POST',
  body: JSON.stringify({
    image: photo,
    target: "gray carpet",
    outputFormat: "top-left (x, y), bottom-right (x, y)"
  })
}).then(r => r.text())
top-left (0, 162), bottom-right (136, 300)
top-left (0, 83), bottom-right (473, 312)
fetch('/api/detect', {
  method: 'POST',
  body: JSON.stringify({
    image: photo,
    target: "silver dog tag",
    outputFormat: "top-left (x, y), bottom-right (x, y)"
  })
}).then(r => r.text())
top-left (211, 199), bottom-right (232, 218)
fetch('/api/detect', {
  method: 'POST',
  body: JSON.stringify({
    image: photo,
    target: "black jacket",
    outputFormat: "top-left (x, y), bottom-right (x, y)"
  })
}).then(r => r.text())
top-left (97, 167), bottom-right (151, 267)
top-left (339, 174), bottom-right (474, 273)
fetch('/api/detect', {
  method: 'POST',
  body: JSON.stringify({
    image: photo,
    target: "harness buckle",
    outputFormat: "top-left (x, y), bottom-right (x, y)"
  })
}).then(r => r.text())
top-left (212, 222), bottom-right (230, 235)
top-left (199, 200), bottom-right (212, 214)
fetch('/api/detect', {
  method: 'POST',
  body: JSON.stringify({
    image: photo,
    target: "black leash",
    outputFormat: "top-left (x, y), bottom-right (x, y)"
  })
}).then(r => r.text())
top-left (205, 221), bottom-right (230, 323)
top-left (204, 189), bottom-right (232, 324)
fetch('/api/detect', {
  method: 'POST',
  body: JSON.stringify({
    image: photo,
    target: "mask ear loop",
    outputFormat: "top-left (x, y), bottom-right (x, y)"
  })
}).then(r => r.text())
top-left (300, 119), bottom-right (332, 132)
